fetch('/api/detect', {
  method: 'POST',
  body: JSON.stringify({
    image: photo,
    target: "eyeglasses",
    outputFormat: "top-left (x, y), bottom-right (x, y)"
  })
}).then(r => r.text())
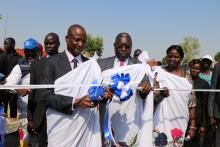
top-left (115, 44), bottom-right (131, 49)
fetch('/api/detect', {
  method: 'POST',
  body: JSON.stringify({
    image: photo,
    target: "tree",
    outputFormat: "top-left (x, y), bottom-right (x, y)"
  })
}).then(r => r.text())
top-left (0, 14), bottom-right (2, 20)
top-left (83, 34), bottom-right (104, 57)
top-left (214, 52), bottom-right (220, 62)
top-left (180, 37), bottom-right (200, 64)
top-left (161, 56), bottom-right (167, 65)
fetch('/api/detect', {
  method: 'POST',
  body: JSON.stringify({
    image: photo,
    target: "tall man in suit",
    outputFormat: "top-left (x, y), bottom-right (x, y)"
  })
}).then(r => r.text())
top-left (36, 24), bottom-right (113, 146)
top-left (37, 24), bottom-right (94, 113)
top-left (208, 62), bottom-right (220, 147)
top-left (27, 33), bottom-right (60, 147)
top-left (97, 32), bottom-right (151, 144)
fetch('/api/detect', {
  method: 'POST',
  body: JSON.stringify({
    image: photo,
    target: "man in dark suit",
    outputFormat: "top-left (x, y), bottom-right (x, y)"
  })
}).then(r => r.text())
top-left (36, 25), bottom-right (112, 146)
top-left (0, 37), bottom-right (22, 147)
top-left (36, 24), bottom-right (95, 114)
top-left (97, 32), bottom-right (151, 144)
top-left (208, 62), bottom-right (220, 147)
top-left (27, 33), bottom-right (60, 147)
top-left (0, 37), bottom-right (21, 117)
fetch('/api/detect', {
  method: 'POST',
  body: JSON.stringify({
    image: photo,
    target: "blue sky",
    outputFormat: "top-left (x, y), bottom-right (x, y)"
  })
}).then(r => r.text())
top-left (0, 0), bottom-right (220, 60)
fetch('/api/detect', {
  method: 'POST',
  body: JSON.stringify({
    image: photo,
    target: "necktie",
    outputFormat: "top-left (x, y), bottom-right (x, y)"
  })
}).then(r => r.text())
top-left (72, 58), bottom-right (78, 69)
top-left (120, 61), bottom-right (124, 66)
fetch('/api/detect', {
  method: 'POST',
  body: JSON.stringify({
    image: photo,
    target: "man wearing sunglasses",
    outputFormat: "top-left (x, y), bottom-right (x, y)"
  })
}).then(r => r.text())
top-left (97, 32), bottom-right (151, 145)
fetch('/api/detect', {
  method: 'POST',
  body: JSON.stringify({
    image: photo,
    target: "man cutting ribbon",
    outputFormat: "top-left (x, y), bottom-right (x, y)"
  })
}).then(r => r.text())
top-left (36, 24), bottom-right (113, 147)
top-left (97, 32), bottom-right (152, 146)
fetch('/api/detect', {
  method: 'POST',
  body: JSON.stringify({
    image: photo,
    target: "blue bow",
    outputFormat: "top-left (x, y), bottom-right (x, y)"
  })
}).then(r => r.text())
top-left (103, 73), bottom-right (133, 145)
top-left (88, 80), bottom-right (105, 101)
top-left (110, 73), bottom-right (133, 101)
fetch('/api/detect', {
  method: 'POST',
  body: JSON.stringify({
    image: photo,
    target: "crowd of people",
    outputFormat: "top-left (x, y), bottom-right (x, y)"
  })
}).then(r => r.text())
top-left (0, 24), bottom-right (219, 147)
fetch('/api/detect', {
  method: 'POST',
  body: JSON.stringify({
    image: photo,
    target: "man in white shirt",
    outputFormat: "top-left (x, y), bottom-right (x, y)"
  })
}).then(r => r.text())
top-left (5, 38), bottom-right (40, 117)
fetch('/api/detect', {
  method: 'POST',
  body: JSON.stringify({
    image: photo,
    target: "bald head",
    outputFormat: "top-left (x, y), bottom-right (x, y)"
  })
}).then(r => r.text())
top-left (67, 24), bottom-right (86, 37)
top-left (115, 32), bottom-right (132, 45)
top-left (65, 24), bottom-right (87, 56)
top-left (45, 33), bottom-right (59, 42)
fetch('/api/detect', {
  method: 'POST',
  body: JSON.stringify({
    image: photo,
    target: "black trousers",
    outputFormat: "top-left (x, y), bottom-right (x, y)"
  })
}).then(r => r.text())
top-left (28, 121), bottom-right (47, 147)
top-left (0, 91), bottom-right (18, 118)
top-left (214, 119), bottom-right (220, 147)
top-left (4, 131), bottom-right (20, 147)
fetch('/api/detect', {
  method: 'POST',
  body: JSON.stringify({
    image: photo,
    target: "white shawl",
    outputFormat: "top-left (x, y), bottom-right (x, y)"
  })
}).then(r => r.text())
top-left (46, 59), bottom-right (102, 147)
top-left (153, 67), bottom-right (192, 141)
top-left (101, 64), bottom-right (149, 145)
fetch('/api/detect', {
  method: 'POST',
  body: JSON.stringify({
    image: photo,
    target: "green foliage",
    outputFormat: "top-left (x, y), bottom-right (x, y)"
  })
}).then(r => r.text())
top-left (0, 14), bottom-right (2, 20)
top-left (161, 56), bottom-right (167, 65)
top-left (84, 34), bottom-right (104, 57)
top-left (214, 52), bottom-right (220, 62)
top-left (180, 37), bottom-right (200, 64)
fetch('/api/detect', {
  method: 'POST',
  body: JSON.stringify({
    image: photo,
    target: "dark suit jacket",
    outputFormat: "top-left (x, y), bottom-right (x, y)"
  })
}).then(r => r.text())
top-left (28, 58), bottom-right (47, 129)
top-left (0, 51), bottom-right (21, 118)
top-left (97, 56), bottom-right (140, 72)
top-left (208, 62), bottom-right (220, 119)
top-left (0, 51), bottom-right (21, 76)
top-left (193, 77), bottom-right (209, 128)
top-left (36, 52), bottom-right (89, 115)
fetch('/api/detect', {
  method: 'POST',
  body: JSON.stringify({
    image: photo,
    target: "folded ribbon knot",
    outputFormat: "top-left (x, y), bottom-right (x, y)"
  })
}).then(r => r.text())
top-left (88, 80), bottom-right (105, 101)
top-left (110, 73), bottom-right (133, 101)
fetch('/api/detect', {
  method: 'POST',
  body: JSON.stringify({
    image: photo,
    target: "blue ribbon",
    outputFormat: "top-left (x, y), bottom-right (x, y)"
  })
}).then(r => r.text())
top-left (109, 73), bottom-right (133, 101)
top-left (88, 74), bottom-right (133, 144)
top-left (0, 106), bottom-right (5, 147)
top-left (103, 73), bottom-right (133, 145)
top-left (88, 80), bottom-right (105, 101)
top-left (103, 102), bottom-right (114, 143)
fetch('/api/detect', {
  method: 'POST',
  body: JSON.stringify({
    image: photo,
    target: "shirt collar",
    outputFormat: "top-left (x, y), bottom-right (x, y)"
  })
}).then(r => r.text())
top-left (114, 57), bottom-right (129, 67)
top-left (65, 49), bottom-right (82, 63)
top-left (115, 57), bottom-right (129, 64)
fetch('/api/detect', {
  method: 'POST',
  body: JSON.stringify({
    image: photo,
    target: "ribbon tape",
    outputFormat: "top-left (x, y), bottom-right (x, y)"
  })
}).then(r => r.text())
top-left (0, 85), bottom-right (220, 92)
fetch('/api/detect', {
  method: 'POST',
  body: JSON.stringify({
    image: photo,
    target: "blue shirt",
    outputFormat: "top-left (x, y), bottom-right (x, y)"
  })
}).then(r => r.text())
top-left (199, 72), bottom-right (212, 86)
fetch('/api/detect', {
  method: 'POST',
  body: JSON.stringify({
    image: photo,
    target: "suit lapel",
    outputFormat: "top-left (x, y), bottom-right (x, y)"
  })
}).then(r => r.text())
top-left (59, 53), bottom-right (89, 74)
top-left (59, 52), bottom-right (72, 73)
top-left (107, 56), bottom-right (115, 69)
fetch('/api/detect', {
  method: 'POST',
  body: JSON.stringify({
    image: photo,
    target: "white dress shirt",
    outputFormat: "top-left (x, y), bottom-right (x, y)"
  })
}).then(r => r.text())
top-left (65, 50), bottom-right (82, 69)
top-left (65, 50), bottom-right (83, 110)
top-left (114, 57), bottom-right (129, 67)
top-left (5, 64), bottom-right (30, 118)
